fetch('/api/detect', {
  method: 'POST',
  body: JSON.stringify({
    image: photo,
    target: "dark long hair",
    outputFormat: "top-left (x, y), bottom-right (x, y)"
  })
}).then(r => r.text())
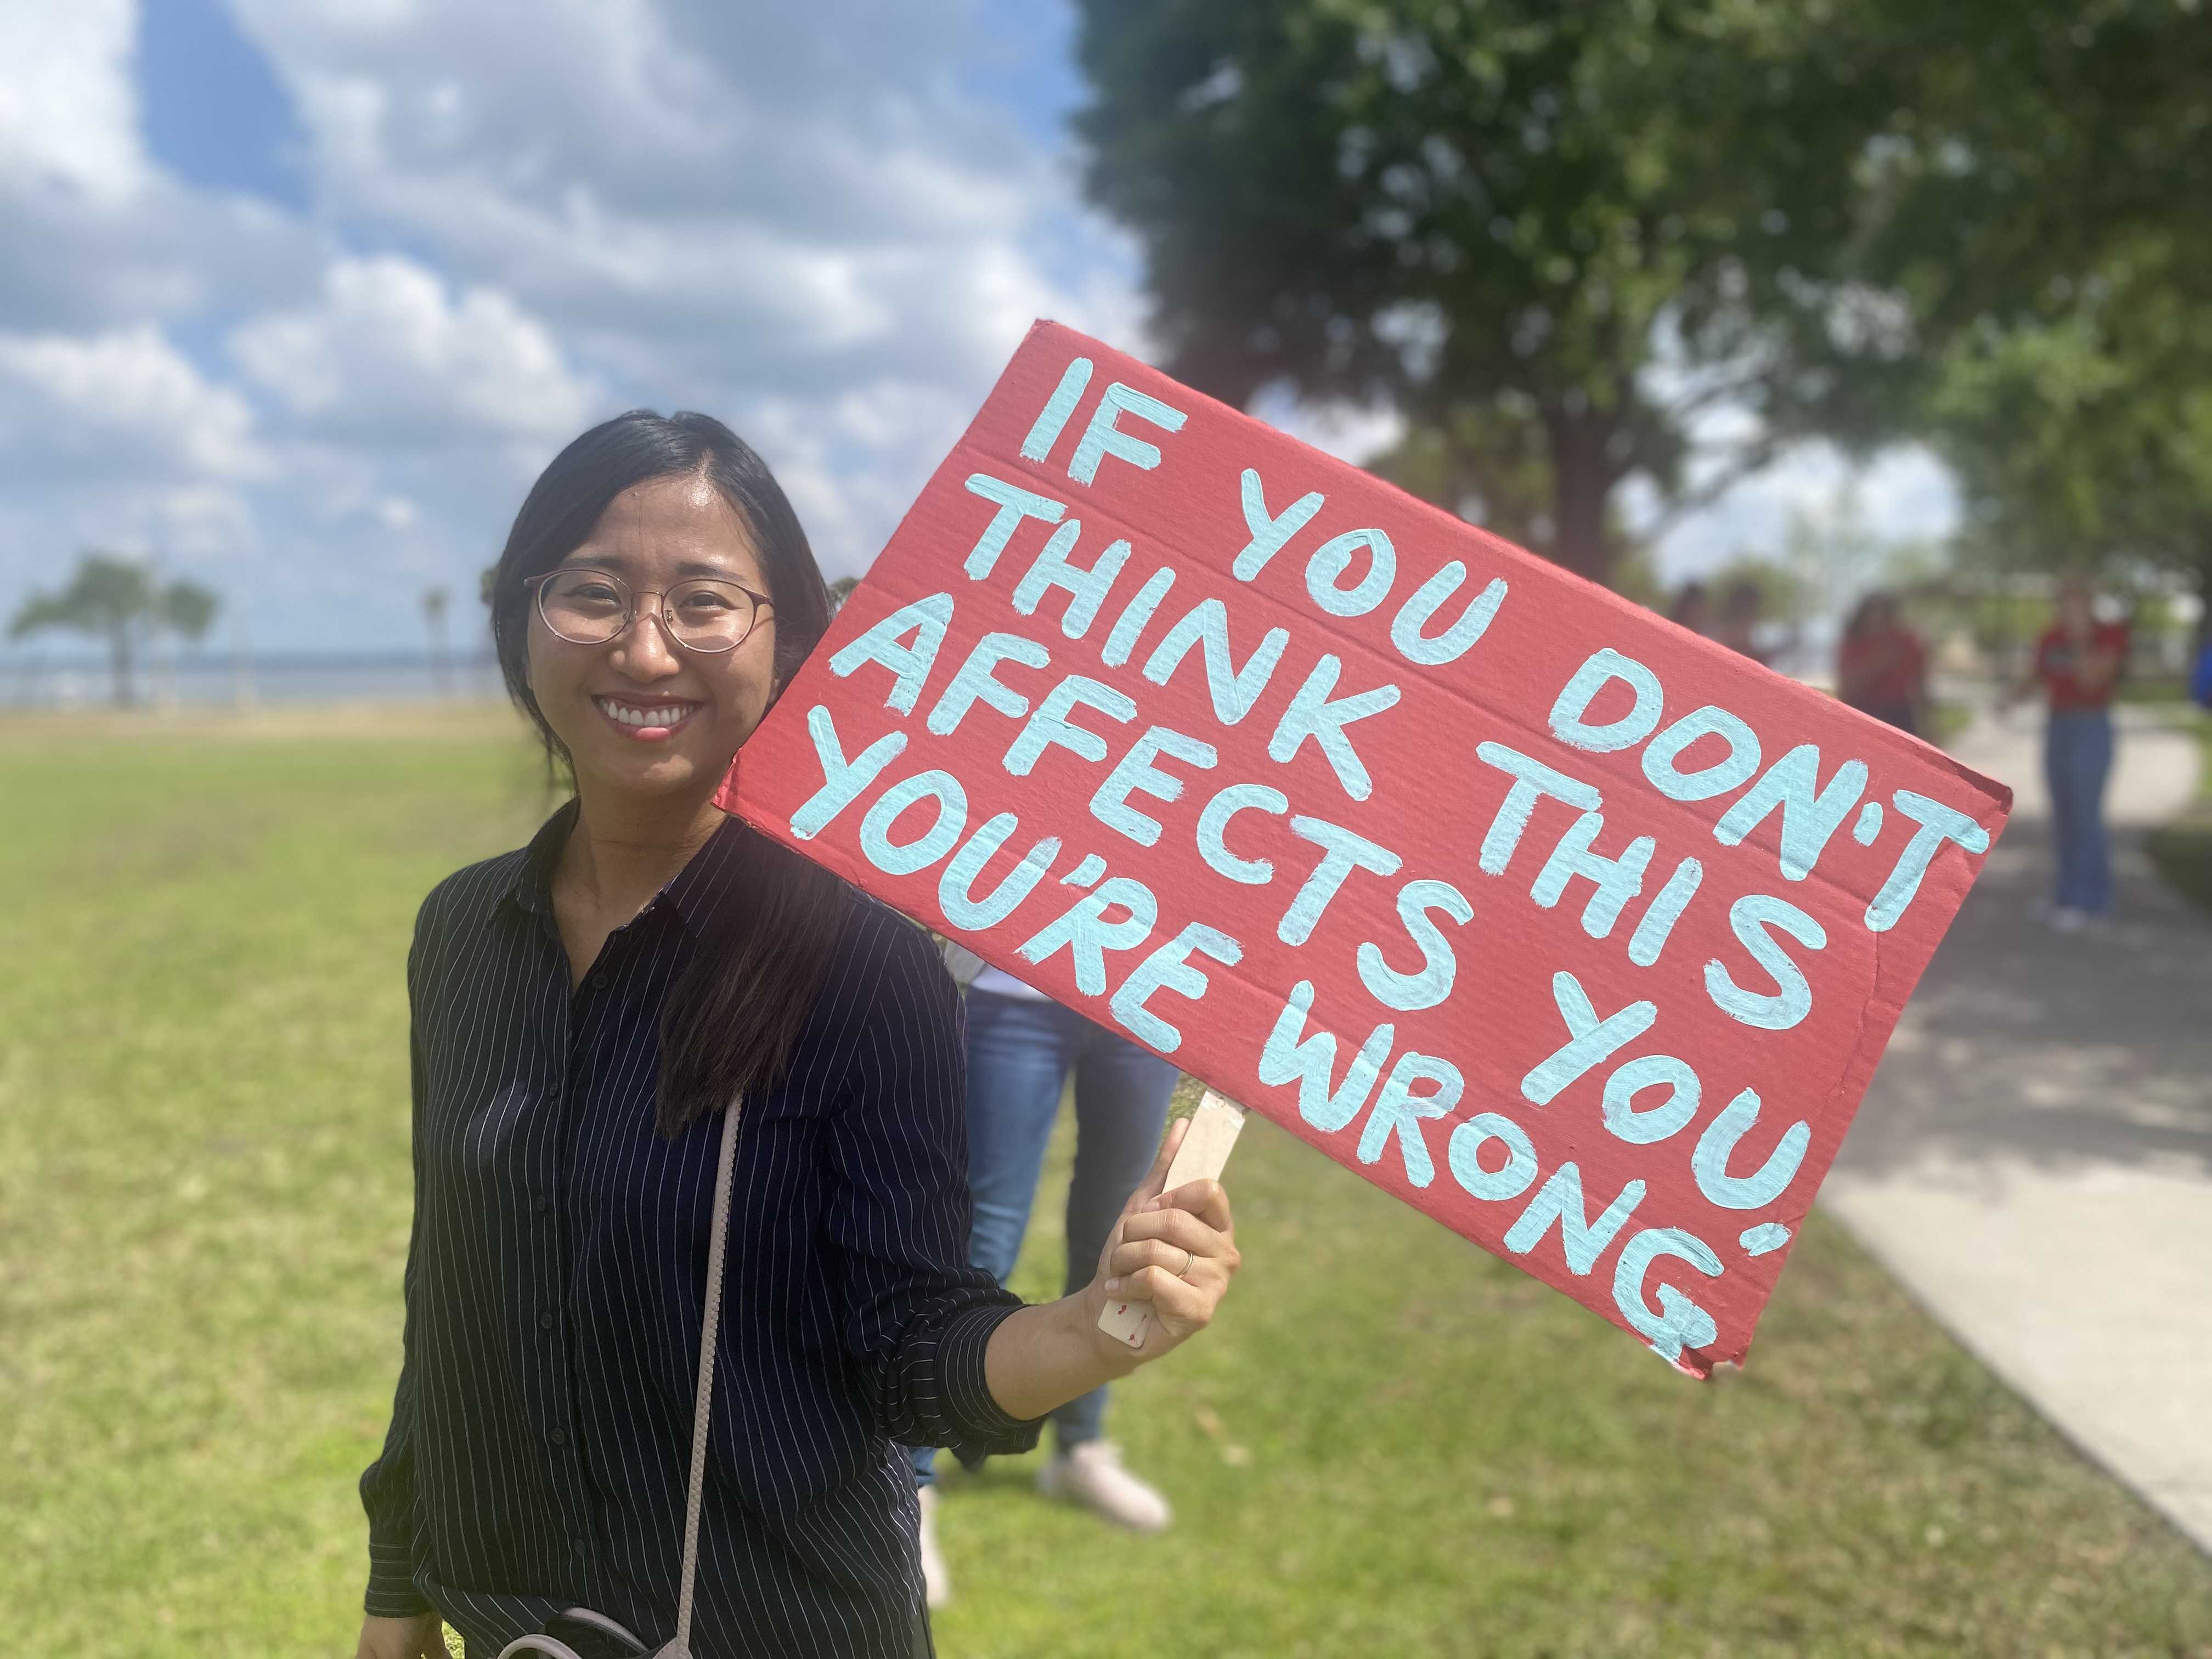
top-left (488, 410), bottom-right (849, 1137)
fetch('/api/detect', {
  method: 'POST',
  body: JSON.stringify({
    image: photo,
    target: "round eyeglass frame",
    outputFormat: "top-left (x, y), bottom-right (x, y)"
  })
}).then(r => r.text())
top-left (524, 566), bottom-right (774, 654)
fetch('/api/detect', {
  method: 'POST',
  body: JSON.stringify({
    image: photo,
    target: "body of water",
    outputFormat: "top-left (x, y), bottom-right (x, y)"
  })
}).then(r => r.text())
top-left (0, 650), bottom-right (501, 709)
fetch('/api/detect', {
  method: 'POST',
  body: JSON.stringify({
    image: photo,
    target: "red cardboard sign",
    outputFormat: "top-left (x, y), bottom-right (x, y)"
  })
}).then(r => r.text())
top-left (721, 321), bottom-right (2010, 1375)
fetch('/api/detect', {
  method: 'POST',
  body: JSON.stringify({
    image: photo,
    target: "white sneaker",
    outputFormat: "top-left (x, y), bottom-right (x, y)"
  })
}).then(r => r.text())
top-left (1036, 1441), bottom-right (1172, 1533)
top-left (916, 1485), bottom-right (952, 1608)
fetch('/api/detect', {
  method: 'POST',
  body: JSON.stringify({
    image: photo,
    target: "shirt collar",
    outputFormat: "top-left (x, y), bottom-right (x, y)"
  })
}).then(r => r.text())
top-left (503, 797), bottom-right (751, 944)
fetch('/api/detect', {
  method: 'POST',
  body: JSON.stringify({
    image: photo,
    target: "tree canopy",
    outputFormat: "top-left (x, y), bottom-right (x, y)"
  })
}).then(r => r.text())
top-left (1073, 0), bottom-right (2212, 592)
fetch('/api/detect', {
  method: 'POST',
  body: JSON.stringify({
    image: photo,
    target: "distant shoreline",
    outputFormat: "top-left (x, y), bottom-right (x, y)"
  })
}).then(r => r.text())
top-left (0, 649), bottom-right (502, 709)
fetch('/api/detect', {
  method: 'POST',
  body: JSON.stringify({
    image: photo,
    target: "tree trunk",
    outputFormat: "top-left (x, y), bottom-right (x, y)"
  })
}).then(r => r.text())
top-left (1544, 410), bottom-right (1618, 587)
top-left (108, 623), bottom-right (134, 708)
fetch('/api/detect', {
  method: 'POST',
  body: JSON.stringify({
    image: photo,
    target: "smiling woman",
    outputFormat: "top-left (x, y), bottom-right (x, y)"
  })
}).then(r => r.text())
top-left (354, 412), bottom-right (1239, 1659)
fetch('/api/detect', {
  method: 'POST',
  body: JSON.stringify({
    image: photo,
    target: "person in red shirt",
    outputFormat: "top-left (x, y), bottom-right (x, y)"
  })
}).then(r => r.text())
top-left (2012, 575), bottom-right (2128, 928)
top-left (1836, 591), bottom-right (1929, 736)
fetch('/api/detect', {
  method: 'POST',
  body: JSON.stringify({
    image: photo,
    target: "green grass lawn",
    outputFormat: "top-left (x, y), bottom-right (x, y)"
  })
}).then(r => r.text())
top-left (2145, 708), bottom-right (2212, 913)
top-left (3, 706), bottom-right (2208, 1657)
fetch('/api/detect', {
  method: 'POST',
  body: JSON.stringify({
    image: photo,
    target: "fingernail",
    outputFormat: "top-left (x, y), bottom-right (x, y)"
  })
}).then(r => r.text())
top-left (1105, 1278), bottom-right (1121, 1293)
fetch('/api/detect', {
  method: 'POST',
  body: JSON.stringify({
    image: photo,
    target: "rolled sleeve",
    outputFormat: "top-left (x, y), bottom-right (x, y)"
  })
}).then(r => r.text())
top-left (824, 911), bottom-right (1044, 1461)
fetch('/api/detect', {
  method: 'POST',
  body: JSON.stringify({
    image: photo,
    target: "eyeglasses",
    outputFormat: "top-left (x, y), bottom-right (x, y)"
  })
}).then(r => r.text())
top-left (526, 566), bottom-right (773, 654)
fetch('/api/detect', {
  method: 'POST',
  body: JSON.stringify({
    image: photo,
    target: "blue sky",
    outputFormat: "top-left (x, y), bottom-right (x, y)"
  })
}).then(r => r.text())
top-left (0, 0), bottom-right (1953, 656)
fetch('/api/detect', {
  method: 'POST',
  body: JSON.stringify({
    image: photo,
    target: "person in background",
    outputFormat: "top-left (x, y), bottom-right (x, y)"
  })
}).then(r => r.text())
top-left (2011, 573), bottom-right (2129, 930)
top-left (1714, 577), bottom-right (1769, 664)
top-left (1669, 580), bottom-right (1714, 637)
top-left (908, 964), bottom-right (1184, 1606)
top-left (1836, 590), bottom-right (1929, 736)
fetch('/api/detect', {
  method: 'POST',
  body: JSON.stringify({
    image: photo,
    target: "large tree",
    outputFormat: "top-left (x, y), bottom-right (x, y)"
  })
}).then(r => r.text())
top-left (9, 554), bottom-right (220, 708)
top-left (1073, 0), bottom-right (2212, 589)
top-left (1074, 0), bottom-right (1909, 585)
top-left (1925, 247), bottom-right (2212, 604)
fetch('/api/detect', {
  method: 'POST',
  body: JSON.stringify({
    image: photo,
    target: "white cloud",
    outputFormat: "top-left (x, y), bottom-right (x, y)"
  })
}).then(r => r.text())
top-left (0, 2), bottom-right (1149, 645)
top-left (1645, 441), bottom-right (1960, 584)
top-left (0, 324), bottom-right (267, 478)
top-left (230, 253), bottom-right (598, 445)
top-left (0, 0), bottom-right (146, 204)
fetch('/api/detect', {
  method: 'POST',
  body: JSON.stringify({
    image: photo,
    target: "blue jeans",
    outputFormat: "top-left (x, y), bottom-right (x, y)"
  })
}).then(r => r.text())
top-left (2045, 709), bottom-right (2114, 914)
top-left (909, 991), bottom-right (1179, 1486)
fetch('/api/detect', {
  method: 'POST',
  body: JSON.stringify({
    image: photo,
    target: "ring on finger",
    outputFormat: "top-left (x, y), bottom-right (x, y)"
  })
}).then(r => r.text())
top-left (1175, 1246), bottom-right (1194, 1279)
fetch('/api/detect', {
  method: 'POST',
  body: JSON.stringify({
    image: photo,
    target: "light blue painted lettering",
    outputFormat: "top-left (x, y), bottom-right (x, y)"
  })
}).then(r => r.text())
top-left (1866, 790), bottom-right (1991, 932)
top-left (1233, 468), bottom-right (1325, 581)
top-left (1003, 675), bottom-right (1138, 776)
top-left (1853, 800), bottom-right (1884, 845)
top-left (1108, 923), bottom-right (1243, 1053)
top-left (1520, 970), bottom-right (1656, 1105)
top-left (938, 814), bottom-right (1059, 929)
top-left (1278, 816), bottom-right (1403, 946)
top-left (1257, 980), bottom-right (1395, 1133)
top-left (1068, 382), bottom-right (1187, 485)
top-left (1504, 1163), bottom-right (1646, 1274)
top-left (962, 475), bottom-right (1065, 579)
top-left (1549, 648), bottom-right (1664, 753)
top-left (1612, 1228), bottom-right (1722, 1362)
top-left (827, 590), bottom-right (952, 715)
top-left (1357, 1051), bottom-right (1462, 1188)
top-left (1641, 706), bottom-right (1761, 801)
top-left (1090, 725), bottom-right (1218, 847)
top-left (790, 705), bottom-right (908, 840)
top-left (1016, 875), bottom-right (1158, 995)
top-left (1062, 854), bottom-right (1107, 888)
top-left (1101, 567), bottom-right (1175, 667)
top-left (1390, 565), bottom-right (1506, 666)
top-left (857, 770), bottom-right (967, 877)
top-left (1474, 742), bottom-right (1602, 875)
top-left (1713, 744), bottom-right (1869, 880)
top-left (1356, 879), bottom-right (1471, 1012)
top-left (1446, 1113), bottom-right (1539, 1202)
top-left (1267, 654), bottom-right (1402, 801)
top-left (1692, 1088), bottom-right (1811, 1210)
top-left (1529, 810), bottom-right (1655, 939)
top-left (1142, 598), bottom-right (1289, 725)
top-left (926, 631), bottom-right (1049, 736)
top-left (1705, 894), bottom-right (1826, 1031)
top-left (1195, 783), bottom-right (1286, 885)
top-left (1012, 520), bottom-right (1131, 639)
top-left (1601, 1054), bottom-right (1700, 1146)
top-left (1305, 527), bottom-right (1396, 617)
top-left (1020, 356), bottom-right (1093, 461)
top-left (1739, 1222), bottom-right (1792, 1256)
top-left (1627, 857), bottom-right (1703, 967)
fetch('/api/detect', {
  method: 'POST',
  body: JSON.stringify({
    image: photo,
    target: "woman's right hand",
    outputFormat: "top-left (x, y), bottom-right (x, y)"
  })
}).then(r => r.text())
top-left (356, 1612), bottom-right (447, 1659)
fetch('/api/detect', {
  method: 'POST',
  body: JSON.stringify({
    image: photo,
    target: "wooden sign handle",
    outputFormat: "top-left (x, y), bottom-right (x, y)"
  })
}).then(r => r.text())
top-left (1096, 1090), bottom-right (1248, 1350)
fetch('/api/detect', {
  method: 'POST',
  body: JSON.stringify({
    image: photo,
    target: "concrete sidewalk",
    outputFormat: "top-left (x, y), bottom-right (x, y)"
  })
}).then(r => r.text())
top-left (1819, 703), bottom-right (2212, 1555)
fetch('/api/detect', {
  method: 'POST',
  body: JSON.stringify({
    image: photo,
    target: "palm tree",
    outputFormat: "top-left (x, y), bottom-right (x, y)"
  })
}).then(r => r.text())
top-left (8, 552), bottom-right (220, 708)
top-left (422, 586), bottom-right (451, 696)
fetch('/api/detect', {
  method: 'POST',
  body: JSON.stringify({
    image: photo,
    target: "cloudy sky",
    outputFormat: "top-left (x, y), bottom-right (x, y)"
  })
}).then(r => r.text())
top-left (0, 0), bottom-right (1955, 656)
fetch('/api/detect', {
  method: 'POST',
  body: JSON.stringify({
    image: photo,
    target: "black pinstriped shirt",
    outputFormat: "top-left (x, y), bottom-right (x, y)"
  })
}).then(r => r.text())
top-left (360, 803), bottom-right (1039, 1656)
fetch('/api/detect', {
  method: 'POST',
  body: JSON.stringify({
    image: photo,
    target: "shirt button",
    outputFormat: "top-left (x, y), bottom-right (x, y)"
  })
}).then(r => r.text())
top-left (533, 1193), bottom-right (552, 1215)
top-left (549, 1428), bottom-right (567, 1446)
top-left (569, 1537), bottom-right (588, 1556)
top-left (592, 971), bottom-right (607, 989)
top-left (539, 1309), bottom-right (557, 1329)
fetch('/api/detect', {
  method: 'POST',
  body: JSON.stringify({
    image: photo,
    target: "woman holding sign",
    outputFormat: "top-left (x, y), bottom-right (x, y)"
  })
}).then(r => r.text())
top-left (353, 411), bottom-right (1239, 1659)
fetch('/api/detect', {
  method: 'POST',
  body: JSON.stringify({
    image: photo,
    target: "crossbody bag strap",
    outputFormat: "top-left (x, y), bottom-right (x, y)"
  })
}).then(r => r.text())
top-left (669, 1094), bottom-right (743, 1659)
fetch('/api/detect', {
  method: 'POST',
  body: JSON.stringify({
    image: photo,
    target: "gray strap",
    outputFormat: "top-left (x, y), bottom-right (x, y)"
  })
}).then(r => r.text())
top-left (670, 1097), bottom-right (742, 1658)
